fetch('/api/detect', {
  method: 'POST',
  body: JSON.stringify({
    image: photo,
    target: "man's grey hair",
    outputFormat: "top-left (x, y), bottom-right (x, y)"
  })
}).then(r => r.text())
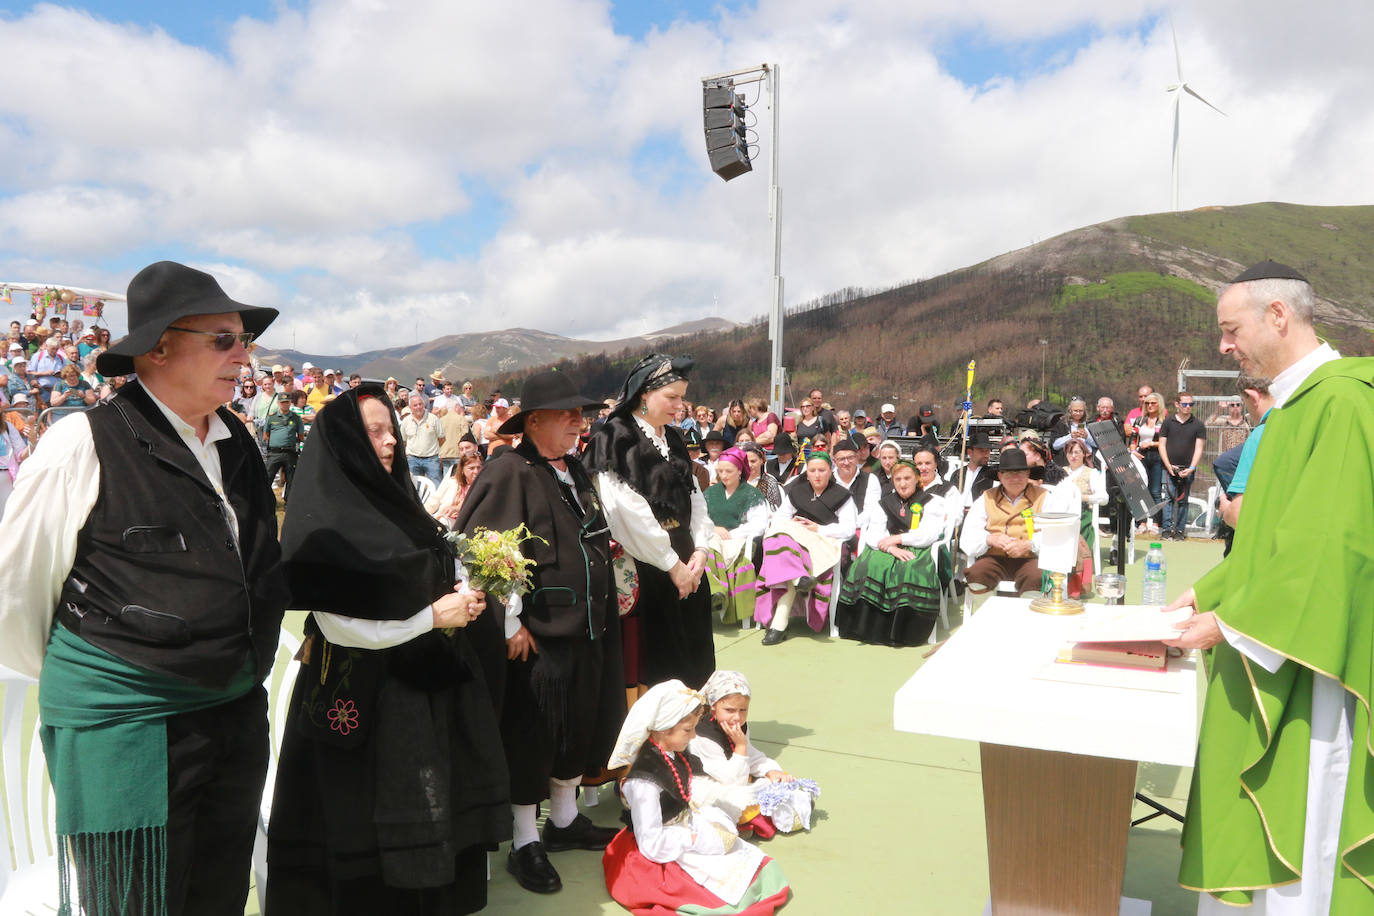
top-left (1235, 374), bottom-right (1271, 396)
top-left (1234, 277), bottom-right (1315, 325)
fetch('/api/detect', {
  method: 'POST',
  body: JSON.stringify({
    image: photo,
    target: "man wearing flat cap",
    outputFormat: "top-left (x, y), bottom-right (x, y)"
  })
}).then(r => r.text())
top-left (455, 369), bottom-right (625, 895)
top-left (0, 261), bottom-right (288, 915)
top-left (1161, 261), bottom-right (1374, 912)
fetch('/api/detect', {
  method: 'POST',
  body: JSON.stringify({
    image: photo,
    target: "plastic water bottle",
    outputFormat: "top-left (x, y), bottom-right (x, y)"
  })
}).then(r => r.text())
top-left (1141, 542), bottom-right (1168, 606)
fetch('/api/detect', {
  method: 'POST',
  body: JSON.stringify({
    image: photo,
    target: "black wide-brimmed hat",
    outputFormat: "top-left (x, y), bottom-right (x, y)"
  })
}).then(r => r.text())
top-left (967, 425), bottom-right (995, 449)
top-left (498, 369), bottom-right (603, 434)
top-left (996, 448), bottom-right (1030, 472)
top-left (97, 261), bottom-right (279, 376)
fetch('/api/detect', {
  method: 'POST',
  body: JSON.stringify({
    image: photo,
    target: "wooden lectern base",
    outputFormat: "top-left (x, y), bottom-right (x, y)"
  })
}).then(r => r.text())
top-left (980, 742), bottom-right (1137, 915)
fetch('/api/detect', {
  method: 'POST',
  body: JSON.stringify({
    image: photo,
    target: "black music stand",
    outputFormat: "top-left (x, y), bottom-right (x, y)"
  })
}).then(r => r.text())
top-left (1089, 420), bottom-right (1166, 576)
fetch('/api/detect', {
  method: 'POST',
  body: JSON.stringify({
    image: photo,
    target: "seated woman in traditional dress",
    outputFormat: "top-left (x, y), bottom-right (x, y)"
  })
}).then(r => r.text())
top-left (602, 680), bottom-right (790, 916)
top-left (267, 385), bottom-right (510, 915)
top-left (741, 442), bottom-right (783, 509)
top-left (703, 447), bottom-right (771, 625)
top-left (755, 452), bottom-right (858, 647)
top-left (1061, 437), bottom-right (1107, 598)
top-left (690, 671), bottom-right (818, 841)
top-left (837, 454), bottom-right (950, 647)
top-left (872, 440), bottom-right (903, 494)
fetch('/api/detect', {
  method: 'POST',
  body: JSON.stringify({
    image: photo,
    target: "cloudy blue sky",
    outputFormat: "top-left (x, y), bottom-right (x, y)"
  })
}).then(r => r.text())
top-left (1, 0), bottom-right (1370, 354)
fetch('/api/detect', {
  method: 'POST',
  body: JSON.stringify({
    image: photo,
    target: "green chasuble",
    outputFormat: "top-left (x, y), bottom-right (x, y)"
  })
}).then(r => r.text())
top-left (704, 481), bottom-right (766, 531)
top-left (1180, 357), bottom-right (1374, 909)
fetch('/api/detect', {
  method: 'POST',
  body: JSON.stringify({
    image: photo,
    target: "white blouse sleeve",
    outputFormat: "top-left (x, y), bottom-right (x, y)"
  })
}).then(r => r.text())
top-left (729, 501), bottom-right (770, 541)
top-left (689, 736), bottom-right (751, 786)
top-left (1087, 468), bottom-right (1108, 506)
top-left (0, 413), bottom-right (99, 678)
top-left (901, 495), bottom-right (948, 548)
top-left (859, 511), bottom-right (889, 550)
top-left (960, 493), bottom-right (991, 560)
top-left (314, 605), bottom-right (434, 649)
top-left (595, 471), bottom-right (679, 572)
top-left (815, 498), bottom-right (857, 541)
top-left (746, 738), bottom-right (783, 779)
top-left (689, 480), bottom-right (713, 550)
top-left (623, 777), bottom-right (726, 861)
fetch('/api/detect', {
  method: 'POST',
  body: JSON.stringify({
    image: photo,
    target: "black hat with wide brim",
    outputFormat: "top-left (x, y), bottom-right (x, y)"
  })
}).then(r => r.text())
top-left (96, 261), bottom-right (279, 377)
top-left (498, 369), bottom-right (603, 435)
top-left (996, 447), bottom-right (1030, 472)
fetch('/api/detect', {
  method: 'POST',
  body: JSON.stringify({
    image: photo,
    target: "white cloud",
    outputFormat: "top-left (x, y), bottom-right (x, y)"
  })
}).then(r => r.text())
top-left (1, 0), bottom-right (1371, 354)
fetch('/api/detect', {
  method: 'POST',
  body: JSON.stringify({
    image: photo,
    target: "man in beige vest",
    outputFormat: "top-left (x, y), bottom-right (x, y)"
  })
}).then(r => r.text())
top-left (958, 447), bottom-right (1049, 595)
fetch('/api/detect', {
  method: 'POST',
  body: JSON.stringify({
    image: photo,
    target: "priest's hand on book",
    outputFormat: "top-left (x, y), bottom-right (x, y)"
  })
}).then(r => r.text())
top-left (1162, 611), bottom-right (1222, 650)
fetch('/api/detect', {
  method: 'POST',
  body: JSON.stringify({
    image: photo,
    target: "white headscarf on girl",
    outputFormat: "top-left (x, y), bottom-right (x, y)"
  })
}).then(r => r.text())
top-left (608, 679), bottom-right (705, 768)
top-left (702, 670), bottom-right (751, 706)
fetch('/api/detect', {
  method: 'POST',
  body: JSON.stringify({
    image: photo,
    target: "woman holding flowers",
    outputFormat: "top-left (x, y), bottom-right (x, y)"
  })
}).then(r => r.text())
top-left (267, 385), bottom-right (510, 915)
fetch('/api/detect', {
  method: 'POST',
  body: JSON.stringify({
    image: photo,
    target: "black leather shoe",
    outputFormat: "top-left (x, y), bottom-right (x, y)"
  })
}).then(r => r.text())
top-left (507, 841), bottom-right (562, 893)
top-left (761, 629), bottom-right (787, 646)
top-left (543, 813), bottom-right (619, 851)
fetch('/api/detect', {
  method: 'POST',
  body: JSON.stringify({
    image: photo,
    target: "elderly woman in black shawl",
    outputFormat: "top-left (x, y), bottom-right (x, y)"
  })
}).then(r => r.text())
top-left (265, 385), bottom-right (510, 915)
top-left (583, 355), bottom-right (716, 696)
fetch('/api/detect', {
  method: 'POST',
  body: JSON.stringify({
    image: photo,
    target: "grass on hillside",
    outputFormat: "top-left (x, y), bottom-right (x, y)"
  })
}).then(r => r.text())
top-left (1127, 202), bottom-right (1374, 312)
top-left (1057, 271), bottom-right (1215, 308)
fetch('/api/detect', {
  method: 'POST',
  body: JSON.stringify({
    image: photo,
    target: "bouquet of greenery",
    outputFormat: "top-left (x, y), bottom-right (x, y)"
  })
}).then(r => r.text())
top-left (444, 524), bottom-right (546, 603)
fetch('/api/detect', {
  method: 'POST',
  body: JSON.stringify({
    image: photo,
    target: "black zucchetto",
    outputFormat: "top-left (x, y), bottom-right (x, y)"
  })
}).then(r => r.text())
top-left (1231, 260), bottom-right (1309, 284)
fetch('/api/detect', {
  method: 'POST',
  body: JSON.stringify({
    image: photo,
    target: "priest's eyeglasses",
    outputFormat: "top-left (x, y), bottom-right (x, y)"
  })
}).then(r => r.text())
top-left (166, 326), bottom-right (257, 351)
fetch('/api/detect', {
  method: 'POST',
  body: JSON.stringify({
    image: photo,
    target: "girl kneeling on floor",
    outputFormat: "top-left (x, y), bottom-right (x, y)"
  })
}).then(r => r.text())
top-left (602, 680), bottom-right (791, 915)
top-left (690, 671), bottom-right (819, 840)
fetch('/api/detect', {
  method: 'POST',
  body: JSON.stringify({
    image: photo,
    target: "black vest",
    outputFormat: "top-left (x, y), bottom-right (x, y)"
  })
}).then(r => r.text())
top-left (58, 382), bottom-right (287, 688)
top-left (836, 470), bottom-right (873, 511)
top-left (627, 747), bottom-right (703, 825)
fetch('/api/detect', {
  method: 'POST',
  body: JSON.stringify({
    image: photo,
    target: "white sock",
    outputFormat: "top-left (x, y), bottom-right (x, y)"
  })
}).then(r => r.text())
top-left (512, 804), bottom-right (540, 850)
top-left (549, 777), bottom-right (582, 828)
top-left (771, 586), bottom-right (796, 631)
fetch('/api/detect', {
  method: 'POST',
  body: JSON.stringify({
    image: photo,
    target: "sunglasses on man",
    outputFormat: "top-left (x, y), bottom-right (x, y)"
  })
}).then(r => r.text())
top-left (167, 326), bottom-right (257, 351)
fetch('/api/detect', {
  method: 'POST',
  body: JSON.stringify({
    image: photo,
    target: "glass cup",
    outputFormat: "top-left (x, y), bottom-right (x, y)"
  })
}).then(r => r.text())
top-left (1094, 573), bottom-right (1127, 605)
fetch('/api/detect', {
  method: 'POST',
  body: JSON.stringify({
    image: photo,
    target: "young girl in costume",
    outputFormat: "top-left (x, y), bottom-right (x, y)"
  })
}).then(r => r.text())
top-left (603, 680), bottom-right (791, 916)
top-left (689, 670), bottom-right (819, 839)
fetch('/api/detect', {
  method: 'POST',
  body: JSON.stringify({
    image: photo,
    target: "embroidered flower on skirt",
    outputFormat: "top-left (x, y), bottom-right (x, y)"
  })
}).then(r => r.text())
top-left (328, 698), bottom-right (360, 734)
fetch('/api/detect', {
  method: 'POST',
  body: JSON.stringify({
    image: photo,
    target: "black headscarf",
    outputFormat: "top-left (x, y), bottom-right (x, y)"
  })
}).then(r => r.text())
top-left (609, 353), bottom-right (694, 418)
top-left (281, 383), bottom-right (455, 620)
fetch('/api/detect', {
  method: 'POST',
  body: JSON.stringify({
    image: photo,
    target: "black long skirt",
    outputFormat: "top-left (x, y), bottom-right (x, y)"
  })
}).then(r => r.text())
top-left (265, 634), bottom-right (510, 916)
top-left (622, 561), bottom-right (715, 690)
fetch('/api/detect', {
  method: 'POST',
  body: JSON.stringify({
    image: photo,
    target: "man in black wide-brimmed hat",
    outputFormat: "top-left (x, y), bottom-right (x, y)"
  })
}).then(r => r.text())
top-left (0, 260), bottom-right (288, 916)
top-left (455, 369), bottom-right (625, 895)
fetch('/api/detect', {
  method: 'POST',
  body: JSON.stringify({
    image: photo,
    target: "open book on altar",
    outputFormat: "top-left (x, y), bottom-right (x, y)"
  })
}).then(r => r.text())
top-left (1067, 604), bottom-right (1193, 643)
top-left (1054, 605), bottom-right (1192, 673)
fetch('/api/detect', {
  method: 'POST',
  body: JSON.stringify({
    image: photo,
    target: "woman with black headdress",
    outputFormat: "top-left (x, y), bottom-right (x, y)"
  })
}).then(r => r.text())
top-left (583, 354), bottom-right (716, 695)
top-left (265, 385), bottom-right (510, 915)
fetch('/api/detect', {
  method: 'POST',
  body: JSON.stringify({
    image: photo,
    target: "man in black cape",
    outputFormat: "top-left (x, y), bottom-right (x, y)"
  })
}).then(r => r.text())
top-left (454, 370), bottom-right (625, 895)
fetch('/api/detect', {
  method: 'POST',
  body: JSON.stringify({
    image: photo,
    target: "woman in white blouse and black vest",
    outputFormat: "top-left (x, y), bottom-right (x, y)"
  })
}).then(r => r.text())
top-left (584, 355), bottom-right (716, 697)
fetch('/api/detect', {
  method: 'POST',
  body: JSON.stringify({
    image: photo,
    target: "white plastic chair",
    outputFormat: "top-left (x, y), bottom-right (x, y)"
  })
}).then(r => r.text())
top-left (1, 671), bottom-right (61, 915)
top-left (412, 474), bottom-right (437, 507)
top-left (252, 629), bottom-right (303, 914)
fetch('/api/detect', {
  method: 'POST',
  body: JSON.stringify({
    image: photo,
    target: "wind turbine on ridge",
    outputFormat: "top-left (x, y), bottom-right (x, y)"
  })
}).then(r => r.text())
top-left (1166, 20), bottom-right (1225, 211)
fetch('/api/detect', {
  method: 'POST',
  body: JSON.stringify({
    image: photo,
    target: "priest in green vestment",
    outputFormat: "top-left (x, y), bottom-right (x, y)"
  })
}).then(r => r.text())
top-left (1164, 261), bottom-right (1374, 913)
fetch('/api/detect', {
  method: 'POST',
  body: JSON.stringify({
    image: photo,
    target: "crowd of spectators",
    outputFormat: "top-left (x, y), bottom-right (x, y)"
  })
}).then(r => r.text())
top-left (1, 299), bottom-right (1253, 546)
